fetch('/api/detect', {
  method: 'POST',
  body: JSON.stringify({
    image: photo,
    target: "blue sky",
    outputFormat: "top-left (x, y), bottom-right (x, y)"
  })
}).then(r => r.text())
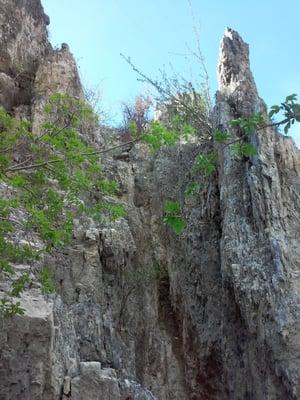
top-left (42, 0), bottom-right (299, 145)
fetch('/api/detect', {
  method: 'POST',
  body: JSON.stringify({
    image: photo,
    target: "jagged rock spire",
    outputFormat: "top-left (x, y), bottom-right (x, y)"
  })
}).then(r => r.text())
top-left (218, 29), bottom-right (255, 89)
top-left (217, 28), bottom-right (261, 115)
top-left (215, 29), bottom-right (300, 400)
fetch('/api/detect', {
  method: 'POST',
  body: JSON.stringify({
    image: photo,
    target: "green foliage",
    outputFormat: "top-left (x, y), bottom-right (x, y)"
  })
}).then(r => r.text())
top-left (209, 113), bottom-right (266, 162)
top-left (163, 201), bottom-right (186, 234)
top-left (269, 94), bottom-right (300, 134)
top-left (82, 202), bottom-right (126, 222)
top-left (138, 116), bottom-right (197, 154)
top-left (143, 121), bottom-right (179, 152)
top-left (184, 182), bottom-right (201, 197)
top-left (43, 93), bottom-right (99, 128)
top-left (213, 129), bottom-right (231, 142)
top-left (105, 203), bottom-right (127, 221)
top-left (97, 178), bottom-right (119, 195)
top-left (169, 114), bottom-right (196, 139)
top-left (183, 95), bottom-right (300, 233)
top-left (231, 142), bottom-right (257, 157)
top-left (163, 200), bottom-right (181, 215)
top-left (0, 93), bottom-right (126, 318)
top-left (38, 267), bottom-right (55, 294)
top-left (0, 299), bottom-right (25, 319)
top-left (10, 273), bottom-right (31, 297)
top-left (229, 113), bottom-right (264, 135)
top-left (192, 151), bottom-right (217, 177)
top-left (128, 121), bottom-right (139, 139)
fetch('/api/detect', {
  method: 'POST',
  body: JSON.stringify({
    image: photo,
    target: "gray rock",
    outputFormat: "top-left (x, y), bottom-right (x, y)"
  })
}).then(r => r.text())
top-left (0, 3), bottom-right (299, 400)
top-left (0, 72), bottom-right (18, 110)
top-left (71, 365), bottom-right (121, 400)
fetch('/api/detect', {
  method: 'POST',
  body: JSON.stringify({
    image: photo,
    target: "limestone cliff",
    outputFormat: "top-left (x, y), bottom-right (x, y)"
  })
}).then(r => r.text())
top-left (0, 1), bottom-right (299, 400)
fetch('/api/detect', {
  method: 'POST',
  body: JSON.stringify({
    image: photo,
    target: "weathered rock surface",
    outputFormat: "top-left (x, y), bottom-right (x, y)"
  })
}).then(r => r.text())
top-left (0, 0), bottom-right (51, 110)
top-left (0, 2), bottom-right (299, 400)
top-left (214, 28), bottom-right (300, 399)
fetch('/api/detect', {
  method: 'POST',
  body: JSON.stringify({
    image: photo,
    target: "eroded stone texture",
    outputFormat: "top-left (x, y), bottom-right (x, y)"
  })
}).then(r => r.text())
top-left (31, 44), bottom-right (84, 133)
top-left (0, 0), bottom-right (51, 109)
top-left (0, 293), bottom-right (54, 400)
top-left (214, 28), bottom-right (300, 399)
top-left (0, 72), bottom-right (18, 110)
top-left (34, 44), bottom-right (83, 99)
top-left (0, 0), bottom-right (50, 73)
top-left (0, 2), bottom-right (299, 400)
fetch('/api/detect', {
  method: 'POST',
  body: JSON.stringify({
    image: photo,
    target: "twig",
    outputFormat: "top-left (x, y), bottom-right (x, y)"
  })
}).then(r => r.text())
top-left (81, 136), bottom-right (144, 156)
top-left (5, 159), bottom-right (64, 172)
top-left (220, 116), bottom-right (299, 150)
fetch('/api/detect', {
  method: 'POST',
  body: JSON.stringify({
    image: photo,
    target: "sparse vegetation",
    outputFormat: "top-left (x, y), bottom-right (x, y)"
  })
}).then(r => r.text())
top-left (0, 80), bottom-right (299, 318)
top-left (0, 93), bottom-right (124, 317)
top-left (121, 54), bottom-right (211, 138)
top-left (121, 95), bottom-right (153, 138)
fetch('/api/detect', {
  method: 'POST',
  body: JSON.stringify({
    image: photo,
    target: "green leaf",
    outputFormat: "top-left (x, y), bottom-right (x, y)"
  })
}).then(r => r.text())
top-left (0, 259), bottom-right (14, 274)
top-left (291, 103), bottom-right (300, 114)
top-left (163, 201), bottom-right (186, 234)
top-left (213, 129), bottom-right (231, 142)
top-left (241, 143), bottom-right (257, 156)
top-left (269, 105), bottom-right (280, 117)
top-left (39, 267), bottom-right (55, 294)
top-left (192, 151), bottom-right (217, 176)
top-left (285, 94), bottom-right (297, 103)
top-left (128, 121), bottom-right (138, 138)
top-left (143, 133), bottom-right (161, 152)
top-left (231, 142), bottom-right (257, 157)
top-left (184, 182), bottom-right (201, 197)
top-left (163, 201), bottom-right (181, 215)
top-left (229, 119), bottom-right (241, 128)
top-left (10, 273), bottom-right (31, 298)
top-left (104, 203), bottom-right (126, 221)
top-left (182, 123), bottom-right (195, 138)
top-left (163, 215), bottom-right (186, 234)
top-left (10, 175), bottom-right (27, 188)
top-left (0, 299), bottom-right (25, 318)
top-left (97, 179), bottom-right (119, 195)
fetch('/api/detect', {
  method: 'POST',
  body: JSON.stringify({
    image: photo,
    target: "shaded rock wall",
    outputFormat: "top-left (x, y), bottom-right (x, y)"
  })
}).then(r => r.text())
top-left (0, 2), bottom-right (299, 400)
top-left (0, 0), bottom-right (51, 109)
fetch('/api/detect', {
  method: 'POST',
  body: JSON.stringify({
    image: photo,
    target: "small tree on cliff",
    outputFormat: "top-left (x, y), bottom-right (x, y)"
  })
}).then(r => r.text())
top-left (0, 93), bottom-right (125, 317)
top-left (121, 95), bottom-right (153, 138)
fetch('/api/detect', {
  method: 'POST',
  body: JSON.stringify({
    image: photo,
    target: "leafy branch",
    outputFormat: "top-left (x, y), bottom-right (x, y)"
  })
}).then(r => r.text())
top-left (163, 201), bottom-right (186, 234)
top-left (0, 93), bottom-right (127, 318)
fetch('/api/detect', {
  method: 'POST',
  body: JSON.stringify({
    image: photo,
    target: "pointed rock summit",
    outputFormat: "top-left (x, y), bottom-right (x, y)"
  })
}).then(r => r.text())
top-left (218, 28), bottom-right (256, 91)
top-left (216, 28), bottom-right (264, 118)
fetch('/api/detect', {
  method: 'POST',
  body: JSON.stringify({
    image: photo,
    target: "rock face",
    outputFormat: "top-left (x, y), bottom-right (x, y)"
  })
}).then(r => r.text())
top-left (0, 2), bottom-right (299, 400)
top-left (0, 0), bottom-right (51, 110)
top-left (214, 28), bottom-right (300, 399)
